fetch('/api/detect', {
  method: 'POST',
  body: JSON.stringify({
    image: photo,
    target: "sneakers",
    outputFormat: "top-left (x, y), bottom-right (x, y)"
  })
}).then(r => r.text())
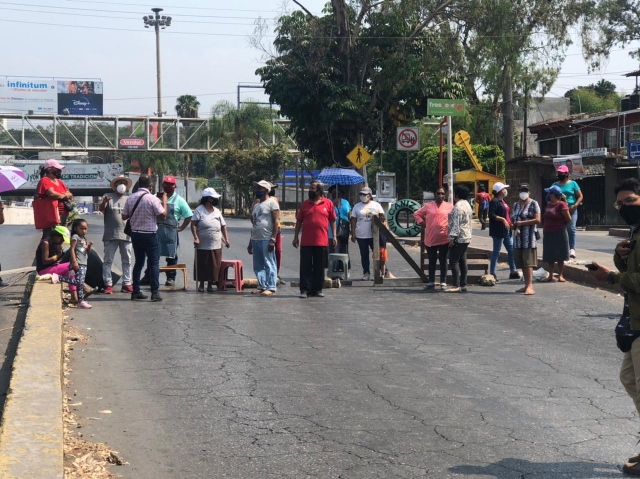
top-left (424, 282), bottom-right (435, 290)
top-left (104, 285), bottom-right (113, 294)
top-left (78, 301), bottom-right (92, 309)
top-left (151, 292), bottom-right (163, 302)
top-left (310, 292), bottom-right (325, 298)
top-left (509, 271), bottom-right (522, 280)
top-left (165, 279), bottom-right (175, 287)
top-left (444, 287), bottom-right (461, 293)
top-left (440, 282), bottom-right (447, 290)
top-left (384, 271), bottom-right (396, 279)
top-left (131, 292), bottom-right (148, 301)
top-left (299, 291), bottom-right (309, 298)
top-left (51, 273), bottom-right (60, 284)
top-left (460, 286), bottom-right (468, 293)
top-left (570, 248), bottom-right (576, 258)
top-left (120, 285), bottom-right (134, 293)
top-left (362, 273), bottom-right (371, 281)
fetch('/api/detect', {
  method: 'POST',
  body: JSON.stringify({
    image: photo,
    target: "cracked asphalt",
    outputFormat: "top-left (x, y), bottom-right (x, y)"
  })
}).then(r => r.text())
top-left (64, 217), bottom-right (634, 478)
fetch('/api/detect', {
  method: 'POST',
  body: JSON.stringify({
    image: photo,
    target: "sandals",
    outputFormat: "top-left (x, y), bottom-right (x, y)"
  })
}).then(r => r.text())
top-left (260, 290), bottom-right (276, 296)
top-left (252, 289), bottom-right (265, 295)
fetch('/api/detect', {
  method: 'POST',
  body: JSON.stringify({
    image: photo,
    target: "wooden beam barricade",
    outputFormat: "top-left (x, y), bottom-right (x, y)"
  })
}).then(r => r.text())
top-left (372, 216), bottom-right (428, 284)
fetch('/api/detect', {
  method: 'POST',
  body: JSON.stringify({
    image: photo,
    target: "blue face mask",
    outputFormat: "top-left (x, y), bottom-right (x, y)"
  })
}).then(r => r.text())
top-left (255, 191), bottom-right (266, 199)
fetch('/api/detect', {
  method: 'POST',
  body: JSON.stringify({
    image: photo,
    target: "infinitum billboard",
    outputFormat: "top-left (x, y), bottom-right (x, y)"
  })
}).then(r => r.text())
top-left (0, 76), bottom-right (103, 115)
top-left (0, 77), bottom-right (57, 113)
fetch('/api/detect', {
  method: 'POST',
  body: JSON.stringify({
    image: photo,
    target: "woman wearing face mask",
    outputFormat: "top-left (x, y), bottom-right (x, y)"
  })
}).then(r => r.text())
top-left (488, 182), bottom-right (519, 282)
top-left (191, 188), bottom-right (230, 293)
top-left (542, 185), bottom-right (571, 282)
top-left (445, 185), bottom-right (473, 293)
top-left (553, 165), bottom-right (583, 258)
top-left (413, 186), bottom-right (453, 289)
top-left (37, 159), bottom-right (73, 236)
top-left (350, 187), bottom-right (386, 281)
top-left (510, 184), bottom-right (541, 295)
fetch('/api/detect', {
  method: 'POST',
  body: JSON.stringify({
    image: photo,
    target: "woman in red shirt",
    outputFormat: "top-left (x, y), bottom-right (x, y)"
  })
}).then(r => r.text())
top-left (542, 185), bottom-right (572, 282)
top-left (37, 159), bottom-right (72, 236)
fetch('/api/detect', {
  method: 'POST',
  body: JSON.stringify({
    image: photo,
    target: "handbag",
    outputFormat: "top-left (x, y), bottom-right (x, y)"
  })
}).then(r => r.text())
top-left (123, 192), bottom-right (148, 236)
top-left (336, 218), bottom-right (350, 240)
top-left (33, 196), bottom-right (60, 230)
top-left (616, 299), bottom-right (640, 352)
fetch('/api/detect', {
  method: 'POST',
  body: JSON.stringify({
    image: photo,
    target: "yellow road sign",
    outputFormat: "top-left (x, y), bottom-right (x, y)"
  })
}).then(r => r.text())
top-left (347, 144), bottom-right (372, 168)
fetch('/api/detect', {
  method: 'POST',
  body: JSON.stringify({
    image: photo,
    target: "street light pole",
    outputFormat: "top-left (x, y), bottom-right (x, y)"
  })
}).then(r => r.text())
top-left (143, 8), bottom-right (172, 117)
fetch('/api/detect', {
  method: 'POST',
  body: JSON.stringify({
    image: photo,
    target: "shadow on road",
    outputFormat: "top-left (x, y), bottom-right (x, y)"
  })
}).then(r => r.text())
top-left (449, 458), bottom-right (621, 478)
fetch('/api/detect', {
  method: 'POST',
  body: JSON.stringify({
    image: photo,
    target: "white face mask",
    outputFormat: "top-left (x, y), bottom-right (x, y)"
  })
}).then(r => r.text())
top-left (519, 192), bottom-right (529, 201)
top-left (502, 190), bottom-right (508, 198)
top-left (116, 184), bottom-right (127, 194)
top-left (359, 195), bottom-right (369, 203)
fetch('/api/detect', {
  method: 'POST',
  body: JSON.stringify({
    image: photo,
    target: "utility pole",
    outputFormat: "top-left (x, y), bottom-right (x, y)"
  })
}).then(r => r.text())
top-left (143, 8), bottom-right (171, 117)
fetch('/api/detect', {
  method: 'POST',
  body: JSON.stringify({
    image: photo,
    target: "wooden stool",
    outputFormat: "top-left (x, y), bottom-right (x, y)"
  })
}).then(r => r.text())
top-left (218, 260), bottom-right (244, 292)
top-left (159, 264), bottom-right (188, 290)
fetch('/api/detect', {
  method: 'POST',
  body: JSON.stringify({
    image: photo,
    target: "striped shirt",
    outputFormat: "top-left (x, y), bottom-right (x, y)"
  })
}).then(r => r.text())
top-left (122, 188), bottom-right (165, 233)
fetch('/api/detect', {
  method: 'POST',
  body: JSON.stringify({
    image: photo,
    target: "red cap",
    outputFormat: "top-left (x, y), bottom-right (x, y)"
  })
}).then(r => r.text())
top-left (163, 175), bottom-right (177, 185)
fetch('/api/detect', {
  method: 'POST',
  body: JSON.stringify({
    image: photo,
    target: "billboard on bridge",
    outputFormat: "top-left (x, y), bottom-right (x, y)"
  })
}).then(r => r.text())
top-left (0, 76), bottom-right (103, 115)
top-left (17, 163), bottom-right (122, 189)
top-left (0, 77), bottom-right (57, 113)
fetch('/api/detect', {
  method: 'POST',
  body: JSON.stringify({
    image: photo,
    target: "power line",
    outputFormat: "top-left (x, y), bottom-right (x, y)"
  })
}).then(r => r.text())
top-left (64, 0), bottom-right (283, 13)
top-left (0, 6), bottom-right (267, 25)
top-left (0, 1), bottom-right (270, 19)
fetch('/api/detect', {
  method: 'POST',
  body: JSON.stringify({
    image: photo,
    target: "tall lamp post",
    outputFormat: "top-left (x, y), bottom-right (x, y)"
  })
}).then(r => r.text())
top-left (143, 8), bottom-right (171, 117)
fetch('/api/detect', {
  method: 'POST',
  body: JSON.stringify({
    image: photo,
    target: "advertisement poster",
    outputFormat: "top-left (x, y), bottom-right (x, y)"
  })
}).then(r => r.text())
top-left (553, 156), bottom-right (585, 178)
top-left (17, 163), bottom-right (122, 189)
top-left (57, 81), bottom-right (103, 115)
top-left (0, 77), bottom-right (57, 113)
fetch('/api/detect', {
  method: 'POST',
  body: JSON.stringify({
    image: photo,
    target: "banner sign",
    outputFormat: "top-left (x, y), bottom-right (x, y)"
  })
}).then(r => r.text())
top-left (57, 81), bottom-right (103, 115)
top-left (118, 138), bottom-right (147, 150)
top-left (17, 163), bottom-right (122, 189)
top-left (427, 99), bottom-right (466, 117)
top-left (0, 77), bottom-right (57, 113)
top-left (553, 156), bottom-right (585, 178)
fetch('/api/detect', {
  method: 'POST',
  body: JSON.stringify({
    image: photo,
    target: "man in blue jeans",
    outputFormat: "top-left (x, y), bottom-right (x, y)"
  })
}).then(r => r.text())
top-left (122, 174), bottom-right (167, 302)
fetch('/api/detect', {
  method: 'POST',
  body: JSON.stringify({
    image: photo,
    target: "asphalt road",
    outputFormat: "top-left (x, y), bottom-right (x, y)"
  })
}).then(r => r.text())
top-left (56, 217), bottom-right (636, 478)
top-left (0, 224), bottom-right (39, 419)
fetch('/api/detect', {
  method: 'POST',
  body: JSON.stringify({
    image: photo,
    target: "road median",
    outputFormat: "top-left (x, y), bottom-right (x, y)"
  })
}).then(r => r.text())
top-left (0, 280), bottom-right (64, 479)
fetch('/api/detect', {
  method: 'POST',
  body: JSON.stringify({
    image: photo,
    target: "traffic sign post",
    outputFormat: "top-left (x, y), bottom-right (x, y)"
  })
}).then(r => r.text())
top-left (347, 144), bottom-right (372, 168)
top-left (396, 127), bottom-right (420, 152)
top-left (427, 99), bottom-right (466, 117)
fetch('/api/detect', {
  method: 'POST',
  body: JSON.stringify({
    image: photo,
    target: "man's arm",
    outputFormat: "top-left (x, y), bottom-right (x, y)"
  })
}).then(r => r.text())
top-left (178, 217), bottom-right (191, 232)
top-left (293, 220), bottom-right (302, 248)
top-left (98, 195), bottom-right (110, 213)
top-left (157, 193), bottom-right (168, 221)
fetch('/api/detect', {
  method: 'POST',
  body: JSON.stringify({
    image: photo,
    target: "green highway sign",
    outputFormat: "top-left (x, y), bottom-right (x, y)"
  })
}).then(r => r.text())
top-left (427, 99), bottom-right (466, 117)
top-left (209, 178), bottom-right (226, 189)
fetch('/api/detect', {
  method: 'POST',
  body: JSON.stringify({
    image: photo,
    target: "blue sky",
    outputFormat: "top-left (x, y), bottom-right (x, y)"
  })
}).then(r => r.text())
top-left (0, 0), bottom-right (638, 117)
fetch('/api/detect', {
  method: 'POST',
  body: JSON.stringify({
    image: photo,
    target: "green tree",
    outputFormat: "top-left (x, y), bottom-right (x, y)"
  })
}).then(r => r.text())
top-left (175, 94), bottom-right (201, 202)
top-left (455, 0), bottom-right (585, 160)
top-left (255, 2), bottom-right (466, 167)
top-left (214, 144), bottom-right (289, 214)
top-left (210, 101), bottom-right (281, 150)
top-left (564, 84), bottom-right (622, 114)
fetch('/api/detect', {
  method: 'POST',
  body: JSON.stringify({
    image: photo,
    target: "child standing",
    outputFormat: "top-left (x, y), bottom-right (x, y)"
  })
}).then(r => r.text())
top-left (52, 219), bottom-right (93, 309)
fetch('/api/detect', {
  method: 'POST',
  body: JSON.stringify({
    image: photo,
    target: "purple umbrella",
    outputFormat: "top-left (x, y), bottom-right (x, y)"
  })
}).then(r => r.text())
top-left (0, 165), bottom-right (27, 193)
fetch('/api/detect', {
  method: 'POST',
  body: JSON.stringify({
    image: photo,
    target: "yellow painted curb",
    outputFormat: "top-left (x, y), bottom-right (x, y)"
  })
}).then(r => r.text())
top-left (0, 280), bottom-right (63, 479)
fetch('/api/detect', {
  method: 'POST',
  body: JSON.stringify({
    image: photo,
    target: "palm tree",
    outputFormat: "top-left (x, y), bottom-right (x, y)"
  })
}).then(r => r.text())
top-left (210, 101), bottom-right (280, 150)
top-left (175, 95), bottom-right (201, 201)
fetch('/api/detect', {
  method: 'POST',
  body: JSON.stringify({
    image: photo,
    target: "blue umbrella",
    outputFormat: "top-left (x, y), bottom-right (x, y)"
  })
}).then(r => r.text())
top-left (316, 168), bottom-right (365, 186)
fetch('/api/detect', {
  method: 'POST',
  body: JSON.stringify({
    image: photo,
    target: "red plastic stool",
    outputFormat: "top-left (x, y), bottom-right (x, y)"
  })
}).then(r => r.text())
top-left (218, 260), bottom-right (244, 292)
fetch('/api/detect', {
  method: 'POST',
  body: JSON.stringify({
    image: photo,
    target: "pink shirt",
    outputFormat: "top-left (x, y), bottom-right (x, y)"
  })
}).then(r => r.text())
top-left (122, 188), bottom-right (165, 233)
top-left (413, 201), bottom-right (453, 247)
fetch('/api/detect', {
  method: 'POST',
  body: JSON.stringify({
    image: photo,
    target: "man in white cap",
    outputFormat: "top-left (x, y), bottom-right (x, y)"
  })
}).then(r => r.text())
top-left (489, 181), bottom-right (520, 281)
top-left (248, 180), bottom-right (279, 296)
top-left (99, 175), bottom-right (134, 294)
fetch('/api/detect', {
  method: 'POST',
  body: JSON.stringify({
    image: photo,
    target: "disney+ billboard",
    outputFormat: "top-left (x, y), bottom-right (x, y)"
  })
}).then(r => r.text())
top-left (57, 81), bottom-right (103, 115)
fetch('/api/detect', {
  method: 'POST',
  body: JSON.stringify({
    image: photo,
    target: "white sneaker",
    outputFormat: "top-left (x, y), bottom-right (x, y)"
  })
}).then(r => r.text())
top-left (362, 273), bottom-right (371, 281)
top-left (440, 282), bottom-right (447, 290)
top-left (570, 249), bottom-right (576, 259)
